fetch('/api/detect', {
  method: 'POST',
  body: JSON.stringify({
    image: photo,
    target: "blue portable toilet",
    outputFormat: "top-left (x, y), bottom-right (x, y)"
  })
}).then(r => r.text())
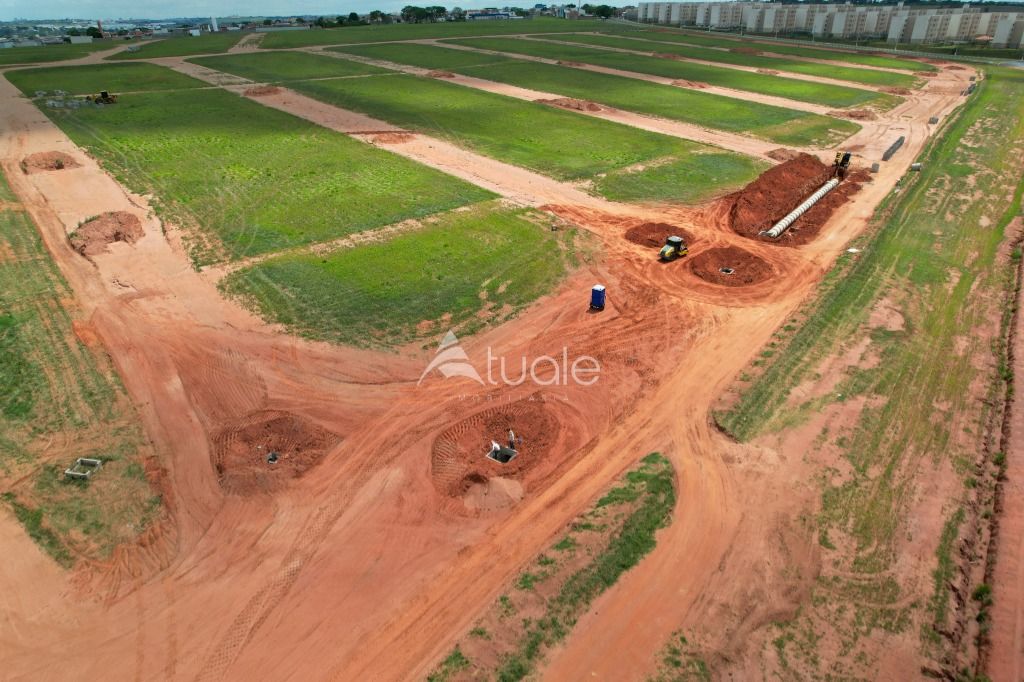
top-left (590, 284), bottom-right (606, 311)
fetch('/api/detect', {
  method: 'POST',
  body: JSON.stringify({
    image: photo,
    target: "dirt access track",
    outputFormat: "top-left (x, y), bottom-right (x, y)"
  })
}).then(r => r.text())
top-left (0, 54), bottom-right (972, 680)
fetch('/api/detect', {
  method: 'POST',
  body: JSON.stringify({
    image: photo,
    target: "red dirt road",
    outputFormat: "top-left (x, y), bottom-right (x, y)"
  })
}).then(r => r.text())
top-left (0, 58), bottom-right (973, 682)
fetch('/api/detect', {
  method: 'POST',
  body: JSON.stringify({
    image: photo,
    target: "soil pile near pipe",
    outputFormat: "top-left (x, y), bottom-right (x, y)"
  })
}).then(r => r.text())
top-left (725, 153), bottom-right (869, 246)
top-left (624, 222), bottom-right (695, 248)
top-left (70, 211), bottom-right (143, 256)
top-left (22, 151), bottom-right (79, 174)
top-left (211, 410), bottom-right (341, 495)
top-left (244, 85), bottom-right (281, 96)
top-left (537, 97), bottom-right (601, 112)
top-left (689, 246), bottom-right (773, 287)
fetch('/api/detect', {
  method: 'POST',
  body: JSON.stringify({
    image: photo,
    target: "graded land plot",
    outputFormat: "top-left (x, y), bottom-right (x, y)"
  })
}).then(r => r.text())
top-left (6, 61), bottom-right (207, 96)
top-left (108, 32), bottom-right (247, 60)
top-left (331, 42), bottom-right (858, 147)
top-left (226, 67), bottom-right (768, 203)
top-left (427, 452), bottom-right (675, 681)
top-left (222, 203), bottom-right (573, 346)
top-left (0, 41), bottom-right (111, 66)
top-left (621, 29), bottom-right (936, 72)
top-left (258, 17), bottom-right (613, 49)
top-left (451, 37), bottom-right (896, 109)
top-left (713, 67), bottom-right (1024, 677)
top-left (27, 74), bottom-right (493, 266)
top-left (191, 51), bottom-right (391, 82)
top-left (0, 175), bottom-right (161, 567)
top-left (555, 33), bottom-right (921, 88)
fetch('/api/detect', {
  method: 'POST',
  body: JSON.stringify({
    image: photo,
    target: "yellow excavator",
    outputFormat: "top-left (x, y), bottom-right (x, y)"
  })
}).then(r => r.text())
top-left (659, 235), bottom-right (688, 261)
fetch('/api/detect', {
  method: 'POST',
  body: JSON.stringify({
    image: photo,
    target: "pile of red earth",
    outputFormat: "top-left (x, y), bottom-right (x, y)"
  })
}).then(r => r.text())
top-left (370, 132), bottom-right (415, 144)
top-left (537, 97), bottom-right (601, 112)
top-left (757, 68), bottom-right (779, 75)
top-left (828, 109), bottom-right (878, 121)
top-left (767, 148), bottom-right (801, 162)
top-left (915, 71), bottom-right (936, 77)
top-left (211, 410), bottom-right (341, 495)
top-left (426, 70), bottom-right (456, 78)
top-left (21, 151), bottom-right (79, 174)
top-left (672, 79), bottom-right (708, 89)
top-left (946, 65), bottom-right (967, 71)
top-left (69, 211), bottom-right (143, 256)
top-left (689, 246), bottom-right (773, 287)
top-left (881, 86), bottom-right (912, 95)
top-left (727, 152), bottom-right (869, 246)
top-left (624, 222), bottom-right (695, 248)
top-left (243, 85), bottom-right (281, 96)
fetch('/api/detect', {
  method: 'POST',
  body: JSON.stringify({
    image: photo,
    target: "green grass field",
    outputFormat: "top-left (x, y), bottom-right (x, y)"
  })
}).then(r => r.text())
top-left (0, 41), bottom-right (111, 66)
top-left (191, 51), bottom-right (390, 81)
top-left (27, 70), bottom-right (492, 265)
top-left (452, 37), bottom-right (894, 109)
top-left (622, 29), bottom-right (935, 72)
top-left (555, 33), bottom-right (920, 88)
top-left (715, 66), bottom-right (1024, 673)
top-left (331, 42), bottom-right (857, 146)
top-left (0, 175), bottom-right (160, 566)
top-left (258, 17), bottom-right (614, 49)
top-left (222, 203), bottom-right (570, 346)
top-left (108, 32), bottom-right (247, 59)
top-left (6, 62), bottom-right (206, 95)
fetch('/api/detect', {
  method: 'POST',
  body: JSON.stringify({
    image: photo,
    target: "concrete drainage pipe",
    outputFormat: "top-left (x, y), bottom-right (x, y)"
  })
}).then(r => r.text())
top-left (759, 178), bottom-right (840, 239)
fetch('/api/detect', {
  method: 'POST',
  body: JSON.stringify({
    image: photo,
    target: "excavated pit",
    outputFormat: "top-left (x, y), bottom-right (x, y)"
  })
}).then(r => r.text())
top-left (21, 151), bottom-right (79, 174)
top-left (431, 395), bottom-right (560, 507)
top-left (70, 211), bottom-right (144, 256)
top-left (726, 153), bottom-right (869, 246)
top-left (211, 410), bottom-right (341, 495)
top-left (624, 222), bottom-right (696, 249)
top-left (689, 246), bottom-right (773, 287)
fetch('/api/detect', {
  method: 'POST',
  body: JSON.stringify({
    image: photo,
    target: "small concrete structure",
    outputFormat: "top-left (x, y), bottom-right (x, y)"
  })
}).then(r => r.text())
top-left (65, 457), bottom-right (103, 480)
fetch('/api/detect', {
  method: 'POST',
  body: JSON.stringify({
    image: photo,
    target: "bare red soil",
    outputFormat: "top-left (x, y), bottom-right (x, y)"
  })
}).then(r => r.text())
top-left (21, 151), bottom-right (78, 173)
top-left (767, 148), bottom-right (801, 162)
top-left (537, 97), bottom-right (601, 112)
top-left (624, 221), bottom-right (695, 248)
top-left (212, 410), bottom-right (341, 495)
top-left (688, 246), bottom-right (773, 287)
top-left (69, 211), bottom-right (143, 256)
top-left (369, 132), bottom-right (415, 144)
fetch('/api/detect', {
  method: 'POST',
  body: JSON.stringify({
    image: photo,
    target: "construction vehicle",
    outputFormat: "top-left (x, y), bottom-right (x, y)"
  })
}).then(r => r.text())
top-left (86, 91), bottom-right (118, 104)
top-left (659, 235), bottom-right (688, 261)
top-left (833, 151), bottom-right (852, 178)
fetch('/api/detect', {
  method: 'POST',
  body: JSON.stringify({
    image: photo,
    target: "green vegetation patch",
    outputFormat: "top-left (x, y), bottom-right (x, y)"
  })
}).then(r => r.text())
top-left (451, 37), bottom-right (892, 109)
top-left (557, 33), bottom-right (920, 89)
top-left (258, 16), bottom-right (615, 49)
top-left (108, 32), bottom-right (246, 59)
top-left (0, 41), bottom-right (110, 66)
top-left (331, 42), bottom-right (857, 147)
top-left (222, 203), bottom-right (569, 347)
top-left (285, 72), bottom-right (764, 202)
top-left (6, 61), bottom-right (206, 96)
top-left (191, 50), bottom-right (389, 82)
top-left (38, 80), bottom-right (491, 265)
top-left (0, 179), bottom-right (160, 566)
top-left (428, 452), bottom-right (675, 682)
top-left (617, 29), bottom-right (935, 72)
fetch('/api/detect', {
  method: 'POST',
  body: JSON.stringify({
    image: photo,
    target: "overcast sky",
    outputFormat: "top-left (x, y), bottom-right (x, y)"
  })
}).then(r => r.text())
top-left (1, 0), bottom-right (426, 21)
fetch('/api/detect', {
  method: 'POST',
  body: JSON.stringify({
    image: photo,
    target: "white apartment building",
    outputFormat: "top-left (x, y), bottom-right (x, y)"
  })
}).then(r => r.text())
top-left (636, 2), bottom-right (1024, 48)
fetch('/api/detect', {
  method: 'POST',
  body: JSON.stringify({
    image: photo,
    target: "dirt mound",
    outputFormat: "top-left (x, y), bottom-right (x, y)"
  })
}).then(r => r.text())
top-left (726, 153), bottom-right (869, 245)
top-left (624, 222), bottom-right (695, 248)
top-left (557, 60), bottom-right (585, 67)
top-left (653, 52), bottom-right (685, 61)
top-left (211, 410), bottom-right (341, 495)
top-left (946, 64), bottom-right (967, 71)
top-left (537, 97), bottom-right (601, 112)
top-left (881, 86), bottom-right (912, 95)
top-left (689, 246), bottom-right (773, 287)
top-left (731, 47), bottom-right (762, 55)
top-left (243, 85), bottom-right (281, 96)
top-left (370, 132), bottom-right (415, 144)
top-left (767, 148), bottom-right (801, 162)
top-left (426, 70), bottom-right (456, 78)
top-left (431, 395), bottom-right (560, 504)
top-left (671, 79), bottom-right (708, 89)
top-left (757, 68), bottom-right (779, 75)
top-left (915, 71), bottom-right (936, 77)
top-left (21, 151), bottom-right (79, 174)
top-left (70, 211), bottom-right (143, 256)
top-left (827, 108), bottom-right (878, 121)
